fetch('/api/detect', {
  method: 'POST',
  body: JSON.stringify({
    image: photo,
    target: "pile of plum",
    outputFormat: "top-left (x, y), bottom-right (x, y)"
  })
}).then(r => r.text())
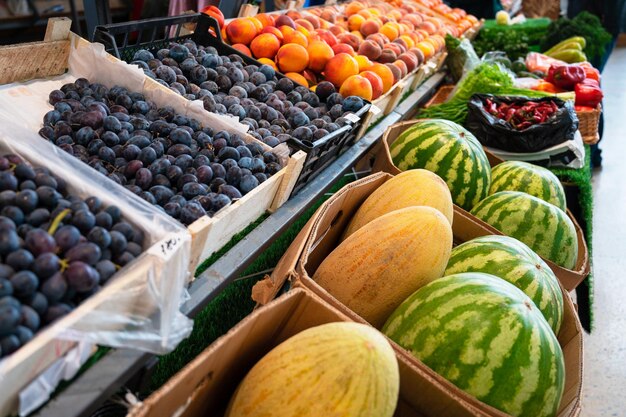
top-left (0, 154), bottom-right (144, 358)
top-left (128, 40), bottom-right (367, 146)
top-left (39, 78), bottom-right (283, 226)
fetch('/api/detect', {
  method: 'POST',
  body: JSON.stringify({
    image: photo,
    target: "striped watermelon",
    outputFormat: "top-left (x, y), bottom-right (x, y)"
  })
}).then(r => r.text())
top-left (389, 119), bottom-right (491, 210)
top-left (470, 191), bottom-right (578, 269)
top-left (383, 273), bottom-right (565, 417)
top-left (445, 235), bottom-right (564, 334)
top-left (490, 161), bottom-right (566, 211)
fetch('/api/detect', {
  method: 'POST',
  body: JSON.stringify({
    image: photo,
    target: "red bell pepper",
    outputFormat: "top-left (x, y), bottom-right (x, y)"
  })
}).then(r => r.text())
top-left (575, 80), bottom-right (603, 107)
top-left (552, 65), bottom-right (586, 90)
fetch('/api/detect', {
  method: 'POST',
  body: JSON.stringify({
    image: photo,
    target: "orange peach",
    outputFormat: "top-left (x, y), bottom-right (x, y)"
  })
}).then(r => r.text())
top-left (255, 13), bottom-right (275, 28)
top-left (307, 40), bottom-right (335, 72)
top-left (329, 25), bottom-right (345, 36)
top-left (248, 17), bottom-right (263, 32)
top-left (315, 29), bottom-right (338, 46)
top-left (276, 14), bottom-right (296, 29)
top-left (304, 15), bottom-right (321, 29)
top-left (393, 59), bottom-right (408, 78)
top-left (339, 74), bottom-right (373, 100)
top-left (354, 54), bottom-right (373, 71)
top-left (416, 40), bottom-right (435, 59)
top-left (324, 53), bottom-right (359, 87)
top-left (360, 70), bottom-right (383, 99)
top-left (285, 72), bottom-right (309, 87)
top-left (257, 57), bottom-right (278, 71)
top-left (337, 33), bottom-right (361, 50)
top-left (250, 33), bottom-right (281, 59)
top-left (231, 43), bottom-right (252, 57)
top-left (285, 10), bottom-right (302, 20)
top-left (348, 14), bottom-right (366, 32)
top-left (397, 52), bottom-right (418, 72)
top-left (360, 19), bottom-right (381, 37)
top-left (276, 44), bottom-right (309, 73)
top-left (261, 26), bottom-right (284, 41)
top-left (379, 48), bottom-right (397, 63)
top-left (279, 25), bottom-right (295, 39)
top-left (357, 39), bottom-right (382, 61)
top-left (296, 19), bottom-right (315, 32)
top-left (332, 43), bottom-right (356, 56)
top-left (345, 1), bottom-right (365, 17)
top-left (226, 18), bottom-right (258, 45)
top-left (357, 9), bottom-right (373, 19)
top-left (379, 23), bottom-right (399, 41)
top-left (284, 30), bottom-right (308, 47)
top-left (368, 63), bottom-right (394, 93)
top-left (385, 63), bottom-right (402, 84)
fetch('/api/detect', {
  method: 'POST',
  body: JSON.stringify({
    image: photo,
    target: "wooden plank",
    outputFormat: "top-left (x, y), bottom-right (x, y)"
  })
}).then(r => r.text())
top-left (44, 17), bottom-right (72, 41)
top-left (270, 150), bottom-right (306, 212)
top-left (238, 4), bottom-right (259, 17)
top-left (0, 40), bottom-right (69, 84)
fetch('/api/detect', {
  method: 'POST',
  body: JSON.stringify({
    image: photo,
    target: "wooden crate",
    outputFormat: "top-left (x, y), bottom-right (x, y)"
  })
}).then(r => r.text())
top-left (0, 18), bottom-right (304, 273)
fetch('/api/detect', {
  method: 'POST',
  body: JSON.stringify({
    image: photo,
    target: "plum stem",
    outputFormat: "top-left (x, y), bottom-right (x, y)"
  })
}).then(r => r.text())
top-left (48, 208), bottom-right (71, 236)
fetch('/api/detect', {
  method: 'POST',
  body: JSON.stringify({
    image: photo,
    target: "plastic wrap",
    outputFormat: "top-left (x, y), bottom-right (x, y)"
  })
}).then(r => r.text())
top-left (0, 120), bottom-right (193, 415)
top-left (465, 94), bottom-right (579, 153)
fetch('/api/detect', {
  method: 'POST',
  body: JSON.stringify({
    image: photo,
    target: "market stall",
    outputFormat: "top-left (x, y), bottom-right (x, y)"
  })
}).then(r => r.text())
top-left (0, 1), bottom-right (605, 416)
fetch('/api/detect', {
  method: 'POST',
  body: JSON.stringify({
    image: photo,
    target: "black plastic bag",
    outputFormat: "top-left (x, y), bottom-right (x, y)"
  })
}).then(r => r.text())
top-left (465, 94), bottom-right (579, 153)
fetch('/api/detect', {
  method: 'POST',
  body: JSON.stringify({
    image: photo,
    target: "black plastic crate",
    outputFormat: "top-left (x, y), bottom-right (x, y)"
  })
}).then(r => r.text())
top-left (94, 13), bottom-right (371, 195)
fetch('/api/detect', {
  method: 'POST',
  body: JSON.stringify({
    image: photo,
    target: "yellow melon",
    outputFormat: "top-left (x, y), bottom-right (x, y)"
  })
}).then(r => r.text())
top-left (226, 322), bottom-right (399, 417)
top-left (343, 169), bottom-right (453, 240)
top-left (314, 206), bottom-right (452, 327)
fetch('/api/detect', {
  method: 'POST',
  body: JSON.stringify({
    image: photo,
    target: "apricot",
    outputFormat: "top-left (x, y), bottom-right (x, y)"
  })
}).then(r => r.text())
top-left (332, 43), bottom-right (356, 56)
top-left (315, 29), bottom-right (338, 46)
top-left (257, 57), bottom-right (278, 71)
top-left (354, 54), bottom-right (373, 71)
top-left (337, 33), bottom-right (361, 50)
top-left (345, 1), bottom-right (365, 17)
top-left (324, 53), bottom-right (359, 87)
top-left (296, 19), bottom-right (315, 32)
top-left (307, 40), bottom-right (335, 72)
top-left (276, 44), bottom-right (309, 73)
top-left (360, 19), bottom-right (381, 37)
top-left (379, 23), bottom-right (399, 41)
top-left (284, 30), bottom-right (308, 47)
top-left (276, 15), bottom-right (296, 29)
top-left (285, 72), bottom-right (309, 87)
top-left (255, 13), bottom-right (275, 28)
top-left (339, 74), bottom-right (373, 101)
top-left (231, 43), bottom-right (252, 57)
top-left (398, 52), bottom-right (418, 72)
top-left (379, 48), bottom-right (397, 63)
top-left (250, 33), bottom-right (281, 59)
top-left (368, 63), bottom-right (394, 93)
top-left (358, 40), bottom-right (382, 61)
top-left (393, 59), bottom-right (408, 78)
top-left (385, 63), bottom-right (402, 84)
top-left (348, 14), bottom-right (366, 32)
top-left (226, 18), bottom-right (258, 45)
top-left (360, 70), bottom-right (383, 99)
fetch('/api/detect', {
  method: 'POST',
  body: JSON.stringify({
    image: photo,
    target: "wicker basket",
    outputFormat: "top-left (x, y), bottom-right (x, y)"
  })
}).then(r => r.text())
top-left (576, 105), bottom-right (601, 145)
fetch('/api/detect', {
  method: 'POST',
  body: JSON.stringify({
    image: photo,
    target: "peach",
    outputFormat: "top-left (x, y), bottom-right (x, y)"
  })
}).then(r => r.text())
top-left (332, 43), bottom-right (355, 56)
top-left (379, 23), bottom-right (399, 41)
top-left (321, 10), bottom-right (336, 23)
top-left (399, 35), bottom-right (415, 49)
top-left (250, 33), bottom-right (281, 59)
top-left (398, 52), bottom-right (418, 72)
top-left (416, 40), bottom-right (435, 60)
top-left (261, 26), bottom-right (284, 41)
top-left (348, 14), bottom-right (366, 32)
top-left (276, 15), bottom-right (296, 29)
top-left (385, 63), bottom-right (402, 84)
top-left (285, 10), bottom-right (302, 20)
top-left (350, 31), bottom-right (365, 41)
top-left (366, 33), bottom-right (388, 48)
top-left (403, 14), bottom-right (423, 26)
top-left (284, 30), bottom-right (308, 47)
top-left (248, 17), bottom-right (263, 33)
top-left (337, 33), bottom-right (361, 50)
top-left (257, 57), bottom-right (278, 71)
top-left (360, 70), bottom-right (383, 99)
top-left (360, 19), bottom-right (381, 37)
top-left (339, 75), bottom-right (373, 101)
top-left (307, 40), bottom-right (335, 73)
top-left (302, 69), bottom-right (318, 86)
top-left (329, 25), bottom-right (345, 36)
top-left (304, 15), bottom-right (321, 29)
top-left (255, 13), bottom-right (275, 28)
top-left (379, 49), bottom-right (397, 63)
top-left (394, 37), bottom-right (410, 52)
top-left (357, 39), bottom-right (382, 61)
top-left (357, 9), bottom-right (373, 19)
top-left (285, 72), bottom-right (309, 87)
top-left (345, 1), bottom-right (365, 17)
top-left (408, 47), bottom-right (425, 65)
top-left (354, 54), bottom-right (373, 71)
top-left (393, 59), bottom-right (408, 78)
top-left (279, 25), bottom-right (295, 39)
top-left (384, 43), bottom-right (404, 55)
top-left (323, 53), bottom-right (359, 87)
top-left (276, 44), bottom-right (309, 73)
top-left (296, 25), bottom-right (312, 40)
top-left (231, 43), bottom-right (252, 57)
top-left (369, 63), bottom-right (394, 93)
top-left (226, 18), bottom-right (258, 45)
top-left (315, 29), bottom-right (338, 46)
top-left (296, 19), bottom-right (315, 32)
top-left (419, 21), bottom-right (438, 35)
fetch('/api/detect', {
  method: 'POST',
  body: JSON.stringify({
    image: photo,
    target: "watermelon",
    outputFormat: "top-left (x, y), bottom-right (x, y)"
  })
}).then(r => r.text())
top-left (383, 273), bottom-right (565, 417)
top-left (490, 161), bottom-right (566, 211)
top-left (389, 119), bottom-right (491, 210)
top-left (470, 191), bottom-right (578, 269)
top-left (445, 235), bottom-right (564, 334)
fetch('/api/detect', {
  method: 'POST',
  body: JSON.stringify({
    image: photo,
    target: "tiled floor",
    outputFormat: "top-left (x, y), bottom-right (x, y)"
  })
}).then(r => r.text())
top-left (581, 47), bottom-right (626, 415)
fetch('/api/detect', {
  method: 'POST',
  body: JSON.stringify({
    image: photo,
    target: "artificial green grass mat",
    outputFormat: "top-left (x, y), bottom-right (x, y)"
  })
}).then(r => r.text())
top-left (550, 146), bottom-right (594, 331)
top-left (149, 173), bottom-right (358, 393)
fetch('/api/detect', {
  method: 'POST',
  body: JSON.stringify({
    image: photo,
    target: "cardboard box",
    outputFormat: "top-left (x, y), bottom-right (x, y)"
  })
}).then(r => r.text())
top-left (371, 120), bottom-right (590, 291)
top-left (253, 172), bottom-right (582, 417)
top-left (128, 288), bottom-right (489, 417)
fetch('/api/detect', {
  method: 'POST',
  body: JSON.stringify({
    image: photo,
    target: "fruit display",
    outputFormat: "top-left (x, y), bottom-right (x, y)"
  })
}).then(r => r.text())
top-left (128, 40), bottom-right (367, 147)
top-left (383, 273), bottom-right (565, 417)
top-left (471, 191), bottom-right (578, 269)
top-left (389, 119), bottom-right (491, 210)
top-left (445, 235), bottom-right (564, 334)
top-left (313, 206), bottom-right (452, 327)
top-left (0, 153), bottom-right (145, 359)
top-left (490, 161), bottom-right (566, 211)
top-left (38, 78), bottom-right (285, 226)
top-left (226, 322), bottom-right (400, 417)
